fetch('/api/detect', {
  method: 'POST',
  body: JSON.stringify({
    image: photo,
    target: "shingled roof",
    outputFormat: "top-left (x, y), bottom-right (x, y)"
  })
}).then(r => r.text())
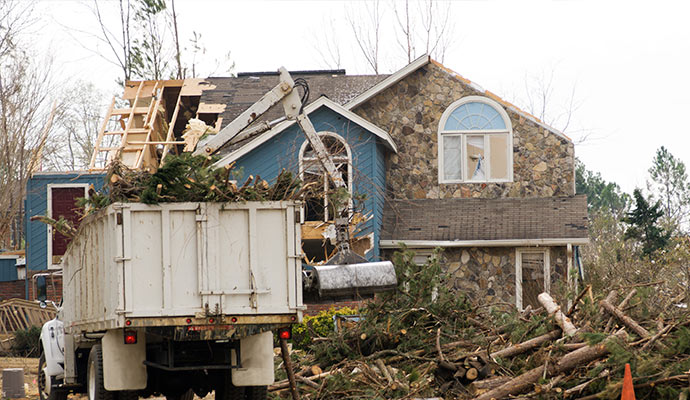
top-left (201, 71), bottom-right (387, 129)
top-left (380, 196), bottom-right (588, 245)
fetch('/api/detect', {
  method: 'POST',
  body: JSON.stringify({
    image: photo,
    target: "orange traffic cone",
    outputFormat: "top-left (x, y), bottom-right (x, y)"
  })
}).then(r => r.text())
top-left (621, 363), bottom-right (636, 400)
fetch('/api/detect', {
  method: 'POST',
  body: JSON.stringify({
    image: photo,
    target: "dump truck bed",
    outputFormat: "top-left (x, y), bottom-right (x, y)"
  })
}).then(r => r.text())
top-left (61, 201), bottom-right (303, 333)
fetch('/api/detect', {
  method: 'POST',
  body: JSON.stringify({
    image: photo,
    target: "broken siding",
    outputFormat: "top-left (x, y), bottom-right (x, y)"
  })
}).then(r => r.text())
top-left (25, 173), bottom-right (105, 271)
top-left (233, 106), bottom-right (388, 260)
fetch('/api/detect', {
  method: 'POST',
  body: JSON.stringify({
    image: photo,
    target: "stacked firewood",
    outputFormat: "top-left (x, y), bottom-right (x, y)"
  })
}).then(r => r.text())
top-left (270, 251), bottom-right (690, 400)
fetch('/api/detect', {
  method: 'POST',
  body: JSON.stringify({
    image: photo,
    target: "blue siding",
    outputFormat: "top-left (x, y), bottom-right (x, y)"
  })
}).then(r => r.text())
top-left (234, 106), bottom-right (390, 260)
top-left (0, 258), bottom-right (18, 281)
top-left (25, 172), bottom-right (105, 271)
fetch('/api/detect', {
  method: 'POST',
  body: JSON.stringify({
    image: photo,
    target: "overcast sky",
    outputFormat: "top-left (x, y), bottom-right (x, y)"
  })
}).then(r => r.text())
top-left (33, 0), bottom-right (690, 194)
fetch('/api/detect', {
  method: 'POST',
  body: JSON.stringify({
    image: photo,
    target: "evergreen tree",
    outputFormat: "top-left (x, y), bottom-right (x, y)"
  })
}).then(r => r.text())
top-left (647, 146), bottom-right (690, 230)
top-left (623, 189), bottom-right (670, 258)
top-left (575, 158), bottom-right (629, 215)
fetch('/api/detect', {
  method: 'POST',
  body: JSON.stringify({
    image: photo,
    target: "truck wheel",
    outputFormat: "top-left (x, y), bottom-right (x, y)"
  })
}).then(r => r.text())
top-left (38, 353), bottom-right (68, 400)
top-left (88, 345), bottom-right (114, 400)
top-left (244, 386), bottom-right (267, 400)
top-left (117, 391), bottom-right (139, 400)
top-left (215, 374), bottom-right (244, 400)
top-left (166, 389), bottom-right (194, 400)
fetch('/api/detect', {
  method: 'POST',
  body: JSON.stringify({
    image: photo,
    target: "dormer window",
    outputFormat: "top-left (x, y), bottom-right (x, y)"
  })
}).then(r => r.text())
top-left (438, 96), bottom-right (513, 183)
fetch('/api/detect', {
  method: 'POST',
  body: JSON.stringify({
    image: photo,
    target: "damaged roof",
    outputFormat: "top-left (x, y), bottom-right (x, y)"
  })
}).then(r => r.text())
top-left (380, 196), bottom-right (588, 245)
top-left (200, 71), bottom-right (387, 129)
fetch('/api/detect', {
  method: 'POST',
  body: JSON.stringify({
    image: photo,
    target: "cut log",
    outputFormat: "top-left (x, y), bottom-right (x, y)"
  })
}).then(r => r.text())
top-left (465, 367), bottom-right (479, 381)
top-left (490, 329), bottom-right (561, 359)
top-left (538, 293), bottom-right (578, 336)
top-left (469, 376), bottom-right (513, 396)
top-left (475, 331), bottom-right (625, 400)
top-left (601, 298), bottom-right (651, 338)
top-left (604, 289), bottom-right (635, 332)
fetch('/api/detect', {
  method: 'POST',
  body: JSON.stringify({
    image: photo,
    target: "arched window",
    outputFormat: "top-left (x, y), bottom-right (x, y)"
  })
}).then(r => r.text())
top-left (438, 96), bottom-right (513, 183)
top-left (299, 132), bottom-right (352, 222)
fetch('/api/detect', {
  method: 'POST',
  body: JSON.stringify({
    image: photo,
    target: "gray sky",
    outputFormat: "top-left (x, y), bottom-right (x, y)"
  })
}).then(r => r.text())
top-left (34, 0), bottom-right (690, 194)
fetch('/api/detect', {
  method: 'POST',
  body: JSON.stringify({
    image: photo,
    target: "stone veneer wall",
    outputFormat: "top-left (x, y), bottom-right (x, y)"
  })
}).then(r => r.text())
top-left (353, 63), bottom-right (575, 200)
top-left (384, 246), bottom-right (567, 305)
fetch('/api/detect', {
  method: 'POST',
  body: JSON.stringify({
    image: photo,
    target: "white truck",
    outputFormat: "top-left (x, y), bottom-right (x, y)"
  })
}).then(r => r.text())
top-left (37, 67), bottom-right (397, 400)
top-left (38, 201), bottom-right (303, 400)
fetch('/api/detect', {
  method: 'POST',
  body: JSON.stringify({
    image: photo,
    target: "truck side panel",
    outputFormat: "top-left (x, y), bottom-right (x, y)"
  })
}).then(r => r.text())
top-left (62, 202), bottom-right (302, 332)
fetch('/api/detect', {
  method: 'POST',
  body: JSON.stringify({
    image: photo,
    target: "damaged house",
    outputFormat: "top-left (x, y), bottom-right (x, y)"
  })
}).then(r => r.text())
top-left (17, 55), bottom-right (587, 310)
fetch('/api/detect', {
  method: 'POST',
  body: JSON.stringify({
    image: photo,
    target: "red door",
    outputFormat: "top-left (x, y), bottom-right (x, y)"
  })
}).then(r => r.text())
top-left (51, 187), bottom-right (84, 262)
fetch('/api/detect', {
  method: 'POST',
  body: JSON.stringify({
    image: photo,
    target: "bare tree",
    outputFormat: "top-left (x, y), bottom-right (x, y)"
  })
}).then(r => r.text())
top-left (92, 0), bottom-right (135, 84)
top-left (520, 67), bottom-right (587, 141)
top-left (347, 0), bottom-right (382, 74)
top-left (313, 17), bottom-right (343, 70)
top-left (43, 82), bottom-right (106, 171)
top-left (0, 2), bottom-right (63, 248)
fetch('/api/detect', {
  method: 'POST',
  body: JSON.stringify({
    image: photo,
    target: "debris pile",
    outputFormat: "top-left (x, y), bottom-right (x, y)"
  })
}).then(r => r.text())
top-left (271, 250), bottom-right (690, 399)
top-left (88, 154), bottom-right (307, 207)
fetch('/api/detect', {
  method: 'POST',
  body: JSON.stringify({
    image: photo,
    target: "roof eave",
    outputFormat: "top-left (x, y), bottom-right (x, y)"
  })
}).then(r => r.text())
top-left (344, 54), bottom-right (431, 110)
top-left (380, 238), bottom-right (590, 248)
top-left (213, 96), bottom-right (397, 167)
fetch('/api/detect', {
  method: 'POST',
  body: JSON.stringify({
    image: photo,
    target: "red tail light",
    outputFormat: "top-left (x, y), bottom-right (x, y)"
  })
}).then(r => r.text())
top-left (278, 327), bottom-right (292, 340)
top-left (124, 330), bottom-right (137, 345)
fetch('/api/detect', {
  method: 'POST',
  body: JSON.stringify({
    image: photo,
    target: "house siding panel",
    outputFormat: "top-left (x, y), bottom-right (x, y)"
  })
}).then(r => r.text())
top-left (234, 106), bottom-right (388, 260)
top-left (25, 173), bottom-right (105, 271)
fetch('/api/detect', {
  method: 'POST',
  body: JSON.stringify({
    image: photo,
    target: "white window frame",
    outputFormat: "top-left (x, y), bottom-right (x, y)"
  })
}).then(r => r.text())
top-left (515, 247), bottom-right (550, 311)
top-left (437, 96), bottom-right (513, 184)
top-left (46, 183), bottom-right (89, 270)
top-left (298, 131), bottom-right (353, 222)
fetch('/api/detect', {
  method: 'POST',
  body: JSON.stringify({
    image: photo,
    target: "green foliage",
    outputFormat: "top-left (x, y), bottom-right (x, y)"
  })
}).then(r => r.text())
top-left (12, 326), bottom-right (41, 356)
top-left (80, 154), bottom-right (304, 211)
top-left (582, 332), bottom-right (607, 345)
top-left (576, 158), bottom-right (630, 214)
top-left (623, 189), bottom-right (671, 258)
top-left (292, 306), bottom-right (358, 349)
top-left (648, 146), bottom-right (690, 228)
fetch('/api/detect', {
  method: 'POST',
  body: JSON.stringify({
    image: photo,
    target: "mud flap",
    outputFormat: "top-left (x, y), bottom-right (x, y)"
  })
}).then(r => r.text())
top-left (102, 328), bottom-right (147, 390)
top-left (231, 331), bottom-right (274, 386)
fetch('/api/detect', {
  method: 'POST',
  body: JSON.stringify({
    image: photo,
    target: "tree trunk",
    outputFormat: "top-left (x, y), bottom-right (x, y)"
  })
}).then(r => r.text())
top-left (489, 329), bottom-right (561, 359)
top-left (538, 293), bottom-right (578, 336)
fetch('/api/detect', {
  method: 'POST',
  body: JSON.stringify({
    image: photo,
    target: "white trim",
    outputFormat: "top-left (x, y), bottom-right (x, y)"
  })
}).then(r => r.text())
top-left (0, 255), bottom-right (20, 259)
top-left (214, 96), bottom-right (397, 168)
top-left (298, 131), bottom-right (353, 222)
top-left (437, 96), bottom-right (514, 184)
top-left (379, 238), bottom-right (588, 248)
top-left (515, 248), bottom-right (550, 311)
top-left (46, 183), bottom-right (89, 270)
top-left (344, 54), bottom-right (430, 110)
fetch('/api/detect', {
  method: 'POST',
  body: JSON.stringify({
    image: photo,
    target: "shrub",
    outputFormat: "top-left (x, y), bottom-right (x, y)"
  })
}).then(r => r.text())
top-left (12, 326), bottom-right (41, 356)
top-left (292, 306), bottom-right (358, 349)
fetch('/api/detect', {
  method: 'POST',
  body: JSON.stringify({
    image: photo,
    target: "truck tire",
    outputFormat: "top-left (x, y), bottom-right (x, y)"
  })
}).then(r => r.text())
top-left (38, 353), bottom-right (68, 400)
top-left (215, 374), bottom-right (244, 400)
top-left (117, 391), bottom-right (139, 400)
top-left (244, 386), bottom-right (267, 400)
top-left (166, 389), bottom-right (194, 400)
top-left (88, 344), bottom-right (114, 400)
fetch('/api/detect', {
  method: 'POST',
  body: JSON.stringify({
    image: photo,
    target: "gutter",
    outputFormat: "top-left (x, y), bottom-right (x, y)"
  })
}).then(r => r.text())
top-left (379, 238), bottom-right (589, 249)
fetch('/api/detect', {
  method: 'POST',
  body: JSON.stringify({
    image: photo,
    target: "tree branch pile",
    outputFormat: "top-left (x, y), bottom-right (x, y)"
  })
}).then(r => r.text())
top-left (82, 154), bottom-right (311, 210)
top-left (271, 249), bottom-right (690, 399)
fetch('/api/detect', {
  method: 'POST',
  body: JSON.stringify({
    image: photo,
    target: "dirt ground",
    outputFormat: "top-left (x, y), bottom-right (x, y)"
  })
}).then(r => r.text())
top-left (0, 357), bottom-right (39, 399)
